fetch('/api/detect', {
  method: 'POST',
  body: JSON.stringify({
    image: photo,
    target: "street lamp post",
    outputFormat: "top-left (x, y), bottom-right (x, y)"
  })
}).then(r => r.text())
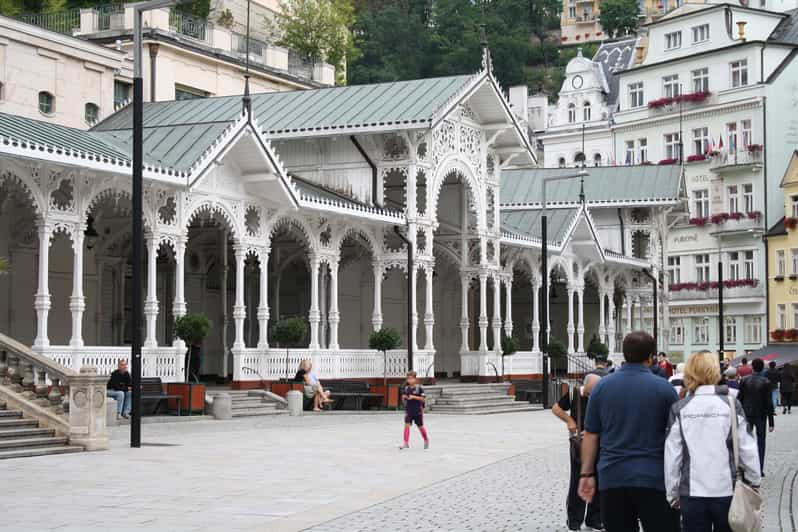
top-left (132, 0), bottom-right (175, 448)
top-left (540, 169), bottom-right (588, 408)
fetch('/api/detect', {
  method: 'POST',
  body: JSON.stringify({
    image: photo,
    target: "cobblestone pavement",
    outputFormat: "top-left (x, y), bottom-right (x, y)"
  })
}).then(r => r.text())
top-left (1, 407), bottom-right (797, 531)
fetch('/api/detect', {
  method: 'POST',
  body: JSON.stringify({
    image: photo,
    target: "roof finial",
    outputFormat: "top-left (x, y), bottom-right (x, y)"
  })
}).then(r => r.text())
top-left (577, 47), bottom-right (583, 58)
top-left (242, 0), bottom-right (252, 115)
top-left (479, 22), bottom-right (492, 74)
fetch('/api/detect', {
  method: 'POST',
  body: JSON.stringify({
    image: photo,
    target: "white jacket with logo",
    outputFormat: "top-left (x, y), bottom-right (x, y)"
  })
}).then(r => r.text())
top-left (664, 385), bottom-right (760, 505)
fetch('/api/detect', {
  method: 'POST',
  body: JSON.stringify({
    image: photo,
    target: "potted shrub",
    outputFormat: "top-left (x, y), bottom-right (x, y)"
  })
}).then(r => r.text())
top-left (546, 338), bottom-right (568, 376)
top-left (587, 336), bottom-right (609, 360)
top-left (500, 336), bottom-right (520, 381)
top-left (369, 328), bottom-right (401, 404)
top-left (772, 329), bottom-right (786, 341)
top-left (273, 317), bottom-right (308, 379)
top-left (172, 313), bottom-right (211, 413)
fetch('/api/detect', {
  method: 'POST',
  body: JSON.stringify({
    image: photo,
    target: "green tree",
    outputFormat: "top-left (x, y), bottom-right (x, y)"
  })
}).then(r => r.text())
top-left (173, 313), bottom-right (212, 345)
top-left (272, 0), bottom-right (358, 84)
top-left (272, 317), bottom-right (308, 379)
top-left (369, 328), bottom-right (401, 396)
top-left (599, 0), bottom-right (639, 38)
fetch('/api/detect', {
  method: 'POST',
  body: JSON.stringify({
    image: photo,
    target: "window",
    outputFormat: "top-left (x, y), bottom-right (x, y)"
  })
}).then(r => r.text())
top-left (625, 141), bottom-right (635, 165)
top-left (665, 132), bottom-right (681, 160)
top-left (113, 80), bottom-right (131, 107)
top-left (741, 119), bottom-right (752, 149)
top-left (744, 251), bottom-right (754, 279)
top-left (692, 68), bottom-right (709, 93)
top-left (665, 31), bottom-right (682, 50)
top-left (728, 251), bottom-right (740, 280)
top-left (593, 153), bottom-right (602, 167)
top-left (694, 318), bottom-right (709, 344)
top-left (175, 85), bottom-right (210, 101)
top-left (0, 82), bottom-right (4, 101)
top-left (38, 91), bottom-right (54, 114)
top-left (728, 185), bottom-right (739, 213)
top-left (628, 82), bottom-right (644, 108)
top-left (692, 127), bottom-right (709, 156)
top-left (793, 303), bottom-right (798, 328)
top-left (727, 122), bottom-right (738, 153)
top-left (725, 318), bottom-right (737, 344)
top-left (663, 75), bottom-right (681, 98)
top-left (731, 59), bottom-right (748, 88)
top-left (695, 253), bottom-right (710, 282)
top-left (693, 189), bottom-right (709, 218)
top-left (84, 103), bottom-right (99, 124)
top-left (638, 138), bottom-right (648, 163)
top-left (743, 184), bottom-right (754, 213)
top-left (692, 24), bottom-right (710, 43)
top-left (583, 101), bottom-right (591, 121)
top-left (671, 320), bottom-right (684, 345)
top-left (668, 256), bottom-right (681, 284)
top-left (792, 195), bottom-right (798, 218)
top-left (778, 304), bottom-right (787, 329)
top-left (569, 4), bottom-right (576, 18)
top-left (574, 152), bottom-right (586, 166)
top-left (744, 316), bottom-right (761, 343)
top-left (792, 248), bottom-right (798, 274)
top-left (558, 157), bottom-right (566, 168)
top-left (777, 250), bottom-right (786, 276)
top-left (567, 103), bottom-right (576, 123)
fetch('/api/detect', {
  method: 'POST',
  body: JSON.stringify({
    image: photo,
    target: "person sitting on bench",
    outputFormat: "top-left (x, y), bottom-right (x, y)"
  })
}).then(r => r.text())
top-left (295, 359), bottom-right (332, 411)
top-left (107, 359), bottom-right (132, 420)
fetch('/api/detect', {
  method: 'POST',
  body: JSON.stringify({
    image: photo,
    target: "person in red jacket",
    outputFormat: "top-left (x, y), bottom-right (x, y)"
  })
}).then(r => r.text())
top-left (657, 352), bottom-right (674, 379)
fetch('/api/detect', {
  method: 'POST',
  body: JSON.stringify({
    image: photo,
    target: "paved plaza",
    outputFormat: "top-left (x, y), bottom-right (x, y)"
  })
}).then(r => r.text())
top-left (1, 408), bottom-right (797, 531)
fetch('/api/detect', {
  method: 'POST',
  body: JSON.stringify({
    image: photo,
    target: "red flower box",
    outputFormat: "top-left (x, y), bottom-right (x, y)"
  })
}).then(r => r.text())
top-left (746, 211), bottom-right (762, 220)
top-left (689, 217), bottom-right (709, 226)
top-left (648, 97), bottom-right (675, 109)
top-left (658, 158), bottom-right (677, 165)
top-left (576, 35), bottom-right (581, 40)
top-left (710, 213), bottom-right (729, 224)
top-left (675, 91), bottom-right (711, 104)
top-left (596, 31), bottom-right (603, 36)
top-left (562, 36), bottom-right (569, 41)
top-left (687, 154), bottom-right (706, 162)
top-left (747, 144), bottom-right (763, 152)
top-left (787, 329), bottom-right (798, 341)
top-left (772, 329), bottom-right (786, 341)
top-left (786, 217), bottom-right (798, 230)
top-left (728, 212), bottom-right (744, 221)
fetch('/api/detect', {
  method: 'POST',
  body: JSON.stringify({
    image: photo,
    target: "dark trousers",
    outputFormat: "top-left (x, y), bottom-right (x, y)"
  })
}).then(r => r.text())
top-left (600, 487), bottom-right (680, 532)
top-left (782, 391), bottom-right (793, 412)
top-left (750, 416), bottom-right (767, 474)
top-left (680, 496), bottom-right (732, 532)
top-left (568, 446), bottom-right (602, 528)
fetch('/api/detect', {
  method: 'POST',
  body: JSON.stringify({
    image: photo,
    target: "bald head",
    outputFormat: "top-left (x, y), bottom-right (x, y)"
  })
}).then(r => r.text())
top-left (583, 373), bottom-right (601, 395)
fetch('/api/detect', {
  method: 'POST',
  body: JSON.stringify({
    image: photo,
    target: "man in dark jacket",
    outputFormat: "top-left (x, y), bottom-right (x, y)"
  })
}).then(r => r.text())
top-left (107, 359), bottom-right (132, 420)
top-left (766, 361), bottom-right (780, 414)
top-left (738, 358), bottom-right (775, 476)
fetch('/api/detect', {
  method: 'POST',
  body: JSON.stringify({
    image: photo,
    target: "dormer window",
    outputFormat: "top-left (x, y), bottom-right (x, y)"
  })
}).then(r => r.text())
top-left (568, 103), bottom-right (576, 123)
top-left (583, 101), bottom-right (591, 121)
top-left (665, 31), bottom-right (682, 50)
top-left (692, 24), bottom-right (709, 43)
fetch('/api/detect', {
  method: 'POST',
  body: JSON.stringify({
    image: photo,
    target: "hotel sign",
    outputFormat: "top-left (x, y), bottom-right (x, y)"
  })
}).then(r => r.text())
top-left (670, 304), bottom-right (719, 316)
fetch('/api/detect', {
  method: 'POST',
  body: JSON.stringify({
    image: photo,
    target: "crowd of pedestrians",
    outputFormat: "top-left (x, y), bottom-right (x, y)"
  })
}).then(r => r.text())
top-left (552, 330), bottom-right (787, 532)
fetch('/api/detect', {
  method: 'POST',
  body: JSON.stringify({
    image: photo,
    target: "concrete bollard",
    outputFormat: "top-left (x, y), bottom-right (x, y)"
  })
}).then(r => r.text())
top-left (106, 397), bottom-right (118, 427)
top-left (211, 393), bottom-right (233, 420)
top-left (286, 390), bottom-right (303, 416)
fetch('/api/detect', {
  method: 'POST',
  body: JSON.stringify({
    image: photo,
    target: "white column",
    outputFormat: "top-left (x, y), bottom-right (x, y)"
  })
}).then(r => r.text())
top-left (372, 262), bottom-right (383, 331)
top-left (143, 235), bottom-right (159, 349)
top-left (424, 267), bottom-right (434, 351)
top-left (232, 245), bottom-right (246, 350)
top-left (69, 226), bottom-right (86, 348)
top-left (257, 248), bottom-right (270, 349)
top-left (598, 290), bottom-right (607, 345)
top-left (319, 263), bottom-right (328, 347)
top-left (478, 272), bottom-right (488, 352)
top-left (328, 259), bottom-right (340, 351)
top-left (567, 285), bottom-right (575, 354)
top-left (308, 255), bottom-right (321, 349)
top-left (625, 295), bottom-right (633, 334)
top-left (531, 279), bottom-right (540, 352)
top-left (492, 276), bottom-right (501, 352)
top-left (608, 290), bottom-right (617, 353)
top-left (410, 266), bottom-right (418, 352)
top-left (460, 274), bottom-right (470, 352)
top-left (33, 222), bottom-right (52, 349)
top-left (504, 277), bottom-right (513, 338)
top-left (577, 287), bottom-right (585, 353)
top-left (173, 236), bottom-right (187, 319)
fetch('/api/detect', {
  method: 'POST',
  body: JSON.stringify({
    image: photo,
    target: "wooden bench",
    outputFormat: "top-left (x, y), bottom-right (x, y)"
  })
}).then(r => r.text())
top-left (142, 377), bottom-right (182, 416)
top-left (513, 380), bottom-right (542, 403)
top-left (325, 381), bottom-right (382, 410)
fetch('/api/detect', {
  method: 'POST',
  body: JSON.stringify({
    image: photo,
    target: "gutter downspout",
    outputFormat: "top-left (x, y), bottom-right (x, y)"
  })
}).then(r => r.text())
top-left (351, 136), bottom-right (379, 206)
top-left (762, 95), bottom-right (769, 338)
top-left (148, 43), bottom-right (159, 103)
top-left (617, 208), bottom-right (626, 255)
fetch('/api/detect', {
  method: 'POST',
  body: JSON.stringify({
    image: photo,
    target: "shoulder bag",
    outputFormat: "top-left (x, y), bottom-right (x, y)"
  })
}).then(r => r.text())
top-left (727, 395), bottom-right (762, 532)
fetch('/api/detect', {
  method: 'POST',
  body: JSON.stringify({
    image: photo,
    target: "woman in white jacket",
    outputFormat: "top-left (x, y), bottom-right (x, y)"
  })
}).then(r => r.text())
top-left (664, 351), bottom-right (761, 531)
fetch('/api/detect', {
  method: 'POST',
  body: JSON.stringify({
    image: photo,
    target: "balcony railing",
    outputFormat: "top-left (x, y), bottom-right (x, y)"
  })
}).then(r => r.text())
top-left (169, 10), bottom-right (208, 42)
top-left (710, 149), bottom-right (763, 171)
top-left (668, 281), bottom-right (764, 301)
top-left (17, 8), bottom-right (80, 34)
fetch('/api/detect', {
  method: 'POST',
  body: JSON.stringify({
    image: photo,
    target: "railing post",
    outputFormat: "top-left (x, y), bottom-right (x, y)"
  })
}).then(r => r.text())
top-left (68, 367), bottom-right (109, 451)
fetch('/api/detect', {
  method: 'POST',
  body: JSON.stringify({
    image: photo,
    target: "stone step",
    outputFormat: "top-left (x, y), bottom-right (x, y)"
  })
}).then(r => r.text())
top-left (229, 398), bottom-right (272, 406)
top-left (0, 427), bottom-right (56, 440)
top-left (430, 405), bottom-right (542, 415)
top-left (426, 384), bottom-right (510, 392)
top-left (0, 418), bottom-right (38, 429)
top-left (437, 390), bottom-right (514, 400)
top-left (231, 408), bottom-right (288, 418)
top-left (0, 410), bottom-right (23, 418)
top-left (231, 402), bottom-right (277, 410)
top-left (0, 436), bottom-right (69, 450)
top-left (0, 445), bottom-right (84, 460)
top-left (433, 397), bottom-right (519, 407)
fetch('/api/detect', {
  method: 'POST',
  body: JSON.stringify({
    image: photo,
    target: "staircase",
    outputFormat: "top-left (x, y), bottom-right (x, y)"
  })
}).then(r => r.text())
top-left (206, 389), bottom-right (288, 418)
top-left (425, 382), bottom-right (542, 415)
top-left (0, 400), bottom-right (83, 459)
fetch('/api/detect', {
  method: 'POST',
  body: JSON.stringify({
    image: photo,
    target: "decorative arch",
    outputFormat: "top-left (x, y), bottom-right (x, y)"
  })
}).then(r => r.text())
top-left (83, 186), bottom-right (130, 220)
top-left (185, 199), bottom-right (241, 239)
top-left (430, 155), bottom-right (484, 230)
top-left (334, 225), bottom-right (379, 259)
top-left (265, 213), bottom-right (316, 251)
top-left (548, 256), bottom-right (572, 285)
top-left (0, 169), bottom-right (43, 214)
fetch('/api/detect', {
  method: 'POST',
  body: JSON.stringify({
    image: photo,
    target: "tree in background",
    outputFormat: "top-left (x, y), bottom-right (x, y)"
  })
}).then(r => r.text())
top-left (598, 0), bottom-right (639, 38)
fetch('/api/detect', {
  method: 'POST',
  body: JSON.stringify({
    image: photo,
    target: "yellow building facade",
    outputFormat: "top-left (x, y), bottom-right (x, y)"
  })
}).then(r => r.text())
top-left (766, 151), bottom-right (798, 341)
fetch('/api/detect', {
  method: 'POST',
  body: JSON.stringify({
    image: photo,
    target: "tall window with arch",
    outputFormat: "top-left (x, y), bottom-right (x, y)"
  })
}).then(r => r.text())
top-left (593, 153), bottom-right (602, 167)
top-left (558, 157), bottom-right (566, 168)
top-left (568, 103), bottom-right (576, 123)
top-left (583, 101), bottom-right (591, 121)
top-left (574, 152), bottom-right (586, 166)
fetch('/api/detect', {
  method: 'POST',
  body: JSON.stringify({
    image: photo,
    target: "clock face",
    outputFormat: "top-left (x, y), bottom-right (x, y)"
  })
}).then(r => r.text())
top-left (572, 75), bottom-right (584, 89)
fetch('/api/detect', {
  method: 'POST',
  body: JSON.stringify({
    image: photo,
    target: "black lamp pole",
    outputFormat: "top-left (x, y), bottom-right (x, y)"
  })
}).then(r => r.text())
top-left (394, 225), bottom-right (413, 371)
top-left (718, 252), bottom-right (724, 364)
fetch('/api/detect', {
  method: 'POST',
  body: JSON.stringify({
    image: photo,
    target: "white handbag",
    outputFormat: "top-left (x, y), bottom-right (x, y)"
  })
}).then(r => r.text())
top-left (727, 396), bottom-right (762, 532)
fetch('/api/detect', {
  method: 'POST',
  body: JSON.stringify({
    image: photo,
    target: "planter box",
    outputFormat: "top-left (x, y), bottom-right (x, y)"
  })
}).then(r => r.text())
top-left (167, 383), bottom-right (206, 414)
top-left (370, 384), bottom-right (400, 409)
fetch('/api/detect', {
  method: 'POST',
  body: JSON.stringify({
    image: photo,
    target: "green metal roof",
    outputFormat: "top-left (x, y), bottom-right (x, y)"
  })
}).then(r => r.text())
top-left (501, 208), bottom-right (577, 246)
top-left (500, 165), bottom-right (683, 206)
top-left (93, 75), bottom-right (475, 136)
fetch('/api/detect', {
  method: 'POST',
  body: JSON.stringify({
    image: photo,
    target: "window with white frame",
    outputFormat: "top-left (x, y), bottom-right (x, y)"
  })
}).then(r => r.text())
top-left (791, 195), bottom-right (798, 218)
top-left (671, 320), bottom-right (684, 345)
top-left (583, 101), bottom-right (591, 121)
top-left (625, 141), bottom-right (635, 165)
top-left (725, 318), bottom-right (737, 344)
top-left (778, 304), bottom-right (787, 329)
top-left (731, 59), bottom-right (748, 88)
top-left (744, 250), bottom-right (754, 279)
top-left (569, 4), bottom-right (576, 18)
top-left (665, 132), bottom-right (681, 160)
top-left (692, 24), bottom-right (710, 43)
top-left (38, 91), bottom-right (54, 115)
top-left (668, 256), bottom-right (681, 284)
top-left (692, 68), bottom-right (709, 93)
top-left (693, 189), bottom-right (709, 218)
top-left (744, 316), bottom-right (761, 343)
top-left (727, 122), bottom-right (738, 152)
top-left (743, 184), bottom-right (754, 213)
top-left (568, 103), bottom-right (576, 123)
top-left (663, 75), bottom-right (681, 98)
top-left (638, 138), bottom-right (648, 163)
top-left (792, 248), bottom-right (798, 275)
top-left (628, 82), bottom-right (644, 108)
top-left (665, 31), bottom-right (682, 50)
top-left (728, 185), bottom-right (739, 213)
top-left (693, 127), bottom-right (709, 156)
top-left (777, 249), bottom-right (786, 276)
top-left (741, 119), bottom-right (752, 148)
top-left (728, 251), bottom-right (740, 280)
top-left (694, 318), bottom-right (709, 344)
top-left (695, 253), bottom-right (710, 282)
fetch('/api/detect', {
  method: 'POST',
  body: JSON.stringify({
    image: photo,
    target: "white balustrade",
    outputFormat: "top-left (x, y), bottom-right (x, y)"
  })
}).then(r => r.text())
top-left (504, 351), bottom-right (542, 375)
top-left (37, 345), bottom-right (184, 382)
